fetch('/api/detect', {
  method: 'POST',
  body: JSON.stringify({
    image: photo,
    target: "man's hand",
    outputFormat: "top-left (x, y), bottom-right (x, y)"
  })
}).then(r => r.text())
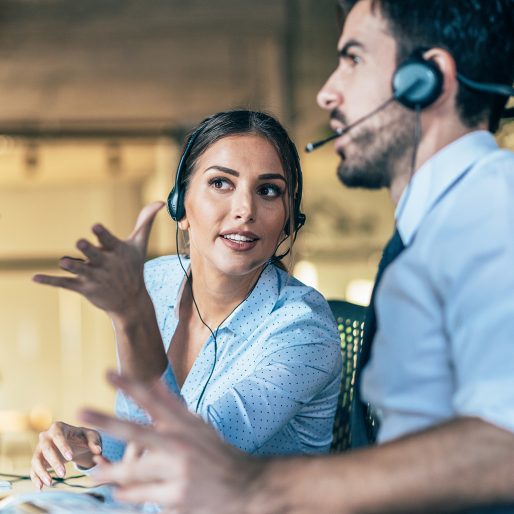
top-left (80, 371), bottom-right (263, 513)
top-left (32, 201), bottom-right (164, 318)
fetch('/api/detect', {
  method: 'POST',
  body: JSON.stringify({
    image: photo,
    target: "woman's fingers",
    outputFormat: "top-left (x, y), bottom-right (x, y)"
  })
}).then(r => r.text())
top-left (29, 468), bottom-right (43, 491)
top-left (40, 439), bottom-right (67, 478)
top-left (130, 201), bottom-right (165, 250)
top-left (76, 239), bottom-right (104, 266)
top-left (92, 224), bottom-right (120, 251)
top-left (32, 273), bottom-right (80, 291)
top-left (85, 429), bottom-right (102, 455)
top-left (49, 426), bottom-right (74, 462)
top-left (31, 451), bottom-right (53, 487)
top-left (59, 256), bottom-right (90, 276)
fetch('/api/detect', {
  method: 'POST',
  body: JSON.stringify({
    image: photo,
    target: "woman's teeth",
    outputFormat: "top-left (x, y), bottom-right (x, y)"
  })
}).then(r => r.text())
top-left (222, 234), bottom-right (256, 242)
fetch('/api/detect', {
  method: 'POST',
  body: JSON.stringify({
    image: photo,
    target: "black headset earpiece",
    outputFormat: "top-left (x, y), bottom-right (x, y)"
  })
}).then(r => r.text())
top-left (167, 127), bottom-right (203, 222)
top-left (392, 55), bottom-right (444, 110)
top-left (392, 50), bottom-right (514, 113)
top-left (284, 139), bottom-right (306, 236)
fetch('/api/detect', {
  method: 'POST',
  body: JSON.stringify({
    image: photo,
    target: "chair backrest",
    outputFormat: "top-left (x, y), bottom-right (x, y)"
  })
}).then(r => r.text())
top-left (328, 299), bottom-right (379, 452)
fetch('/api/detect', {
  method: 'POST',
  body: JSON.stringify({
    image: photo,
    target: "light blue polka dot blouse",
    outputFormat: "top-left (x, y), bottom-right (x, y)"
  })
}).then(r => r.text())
top-left (101, 255), bottom-right (342, 460)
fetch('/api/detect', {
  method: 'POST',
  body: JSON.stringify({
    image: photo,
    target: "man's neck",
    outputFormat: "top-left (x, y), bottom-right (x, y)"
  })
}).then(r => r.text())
top-left (389, 119), bottom-right (487, 206)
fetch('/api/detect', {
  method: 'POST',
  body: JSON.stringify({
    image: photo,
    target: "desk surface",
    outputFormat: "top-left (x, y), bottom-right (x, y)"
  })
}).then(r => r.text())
top-left (0, 466), bottom-right (94, 500)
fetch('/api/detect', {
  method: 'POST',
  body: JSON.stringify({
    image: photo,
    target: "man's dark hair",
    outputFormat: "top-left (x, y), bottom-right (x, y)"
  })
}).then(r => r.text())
top-left (338, 0), bottom-right (514, 132)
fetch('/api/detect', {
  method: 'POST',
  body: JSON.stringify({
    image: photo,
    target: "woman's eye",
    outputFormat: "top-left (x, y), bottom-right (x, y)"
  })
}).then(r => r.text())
top-left (258, 184), bottom-right (283, 198)
top-left (209, 177), bottom-right (231, 190)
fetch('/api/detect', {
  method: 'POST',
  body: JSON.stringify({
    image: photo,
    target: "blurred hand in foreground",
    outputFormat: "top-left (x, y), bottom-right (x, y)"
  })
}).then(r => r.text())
top-left (80, 371), bottom-right (262, 513)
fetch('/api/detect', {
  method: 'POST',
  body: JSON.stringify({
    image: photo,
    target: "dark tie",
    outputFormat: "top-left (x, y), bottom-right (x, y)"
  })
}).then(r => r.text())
top-left (360, 228), bottom-right (405, 369)
top-left (352, 228), bottom-right (405, 448)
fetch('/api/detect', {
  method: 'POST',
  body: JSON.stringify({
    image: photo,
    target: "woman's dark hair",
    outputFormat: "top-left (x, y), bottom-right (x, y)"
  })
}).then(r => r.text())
top-left (338, 0), bottom-right (514, 132)
top-left (177, 109), bottom-right (302, 269)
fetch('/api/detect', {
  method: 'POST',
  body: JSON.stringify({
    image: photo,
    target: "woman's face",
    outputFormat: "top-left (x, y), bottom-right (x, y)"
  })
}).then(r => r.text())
top-left (180, 134), bottom-right (288, 278)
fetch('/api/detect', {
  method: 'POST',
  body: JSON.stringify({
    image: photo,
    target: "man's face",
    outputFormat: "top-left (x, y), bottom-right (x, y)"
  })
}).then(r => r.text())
top-left (317, 0), bottom-right (415, 189)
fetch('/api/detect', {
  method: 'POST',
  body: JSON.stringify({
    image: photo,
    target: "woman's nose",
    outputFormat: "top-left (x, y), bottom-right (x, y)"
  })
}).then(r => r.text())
top-left (233, 189), bottom-right (255, 223)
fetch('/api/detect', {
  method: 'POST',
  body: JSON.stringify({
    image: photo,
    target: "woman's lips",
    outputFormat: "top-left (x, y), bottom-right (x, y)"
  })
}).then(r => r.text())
top-left (219, 235), bottom-right (259, 251)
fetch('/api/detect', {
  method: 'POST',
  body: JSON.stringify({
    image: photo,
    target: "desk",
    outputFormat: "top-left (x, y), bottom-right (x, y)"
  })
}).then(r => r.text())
top-left (0, 466), bottom-right (99, 513)
top-left (0, 468), bottom-right (144, 513)
top-left (1, 473), bottom-right (94, 499)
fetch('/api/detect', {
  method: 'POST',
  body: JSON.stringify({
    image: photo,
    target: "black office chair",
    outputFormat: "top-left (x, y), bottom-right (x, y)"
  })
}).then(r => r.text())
top-left (328, 299), bottom-right (379, 452)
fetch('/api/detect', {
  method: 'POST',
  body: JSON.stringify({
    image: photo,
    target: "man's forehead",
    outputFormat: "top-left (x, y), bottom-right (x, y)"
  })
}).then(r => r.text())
top-left (338, 0), bottom-right (392, 51)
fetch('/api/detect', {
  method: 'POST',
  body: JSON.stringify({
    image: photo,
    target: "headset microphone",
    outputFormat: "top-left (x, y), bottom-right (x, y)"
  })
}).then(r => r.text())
top-left (305, 76), bottom-right (427, 153)
top-left (305, 97), bottom-right (394, 153)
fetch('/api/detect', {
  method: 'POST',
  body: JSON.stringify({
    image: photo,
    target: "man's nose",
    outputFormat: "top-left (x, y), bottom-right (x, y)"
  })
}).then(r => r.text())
top-left (317, 70), bottom-right (343, 111)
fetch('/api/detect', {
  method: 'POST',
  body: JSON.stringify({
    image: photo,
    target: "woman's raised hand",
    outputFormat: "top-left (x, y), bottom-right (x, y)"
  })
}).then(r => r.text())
top-left (32, 202), bottom-right (164, 317)
top-left (30, 421), bottom-right (102, 489)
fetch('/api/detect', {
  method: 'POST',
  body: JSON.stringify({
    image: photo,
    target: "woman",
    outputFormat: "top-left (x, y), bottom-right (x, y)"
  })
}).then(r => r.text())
top-left (30, 110), bottom-right (342, 489)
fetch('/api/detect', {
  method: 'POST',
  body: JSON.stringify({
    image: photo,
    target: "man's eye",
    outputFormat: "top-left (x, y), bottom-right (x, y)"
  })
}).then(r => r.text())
top-left (347, 53), bottom-right (362, 65)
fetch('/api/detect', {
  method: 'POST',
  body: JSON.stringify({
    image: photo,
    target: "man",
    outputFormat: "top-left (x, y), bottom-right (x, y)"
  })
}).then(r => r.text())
top-left (81, 0), bottom-right (514, 512)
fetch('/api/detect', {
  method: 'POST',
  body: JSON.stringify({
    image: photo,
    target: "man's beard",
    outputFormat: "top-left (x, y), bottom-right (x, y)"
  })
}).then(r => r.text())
top-left (336, 104), bottom-right (416, 190)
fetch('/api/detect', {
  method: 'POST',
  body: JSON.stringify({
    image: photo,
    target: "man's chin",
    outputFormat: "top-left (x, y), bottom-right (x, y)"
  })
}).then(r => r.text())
top-left (336, 162), bottom-right (388, 190)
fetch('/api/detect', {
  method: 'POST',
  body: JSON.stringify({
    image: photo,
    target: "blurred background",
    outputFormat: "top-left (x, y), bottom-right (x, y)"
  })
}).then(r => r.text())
top-left (0, 0), bottom-right (513, 471)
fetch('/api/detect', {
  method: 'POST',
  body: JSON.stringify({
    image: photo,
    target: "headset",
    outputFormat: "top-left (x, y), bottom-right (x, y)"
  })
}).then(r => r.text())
top-left (167, 123), bottom-right (306, 237)
top-left (306, 50), bottom-right (514, 152)
top-left (392, 50), bottom-right (514, 112)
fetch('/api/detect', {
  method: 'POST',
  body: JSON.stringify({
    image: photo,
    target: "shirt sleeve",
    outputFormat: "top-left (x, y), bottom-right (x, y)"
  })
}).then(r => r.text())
top-left (199, 333), bottom-right (341, 454)
top-left (444, 163), bottom-right (514, 433)
top-left (101, 257), bottom-right (182, 462)
top-left (100, 364), bottom-right (181, 462)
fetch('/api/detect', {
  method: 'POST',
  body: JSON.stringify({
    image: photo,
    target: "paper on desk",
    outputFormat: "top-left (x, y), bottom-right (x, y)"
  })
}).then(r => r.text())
top-left (0, 487), bottom-right (143, 513)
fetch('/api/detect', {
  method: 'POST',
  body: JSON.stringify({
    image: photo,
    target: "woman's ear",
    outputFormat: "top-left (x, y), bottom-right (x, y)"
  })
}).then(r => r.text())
top-left (178, 217), bottom-right (190, 231)
top-left (423, 47), bottom-right (459, 107)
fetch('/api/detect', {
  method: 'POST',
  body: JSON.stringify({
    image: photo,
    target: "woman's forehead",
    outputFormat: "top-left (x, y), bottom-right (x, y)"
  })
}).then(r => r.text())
top-left (195, 134), bottom-right (286, 176)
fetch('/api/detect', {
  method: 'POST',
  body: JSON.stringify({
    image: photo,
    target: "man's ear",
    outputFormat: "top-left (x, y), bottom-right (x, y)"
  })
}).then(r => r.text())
top-left (422, 47), bottom-right (459, 107)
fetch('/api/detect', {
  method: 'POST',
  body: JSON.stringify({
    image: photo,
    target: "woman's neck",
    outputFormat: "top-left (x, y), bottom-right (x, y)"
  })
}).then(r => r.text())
top-left (183, 259), bottom-right (265, 329)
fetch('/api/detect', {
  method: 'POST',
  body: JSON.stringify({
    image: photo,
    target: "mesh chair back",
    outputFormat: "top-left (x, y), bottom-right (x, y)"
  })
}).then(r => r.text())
top-left (328, 299), bottom-right (379, 452)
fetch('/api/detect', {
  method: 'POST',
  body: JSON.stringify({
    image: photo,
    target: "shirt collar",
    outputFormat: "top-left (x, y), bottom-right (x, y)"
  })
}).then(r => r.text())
top-left (169, 260), bottom-right (280, 341)
top-left (396, 130), bottom-right (498, 246)
top-left (217, 263), bottom-right (280, 340)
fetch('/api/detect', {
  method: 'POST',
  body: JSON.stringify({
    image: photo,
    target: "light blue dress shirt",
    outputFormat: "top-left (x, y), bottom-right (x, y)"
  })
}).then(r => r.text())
top-left (362, 131), bottom-right (514, 443)
top-left (101, 256), bottom-right (342, 460)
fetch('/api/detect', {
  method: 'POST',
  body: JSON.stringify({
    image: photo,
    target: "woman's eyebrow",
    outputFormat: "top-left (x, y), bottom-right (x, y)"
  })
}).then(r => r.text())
top-left (204, 166), bottom-right (286, 182)
top-left (204, 165), bottom-right (238, 176)
top-left (259, 173), bottom-right (286, 182)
